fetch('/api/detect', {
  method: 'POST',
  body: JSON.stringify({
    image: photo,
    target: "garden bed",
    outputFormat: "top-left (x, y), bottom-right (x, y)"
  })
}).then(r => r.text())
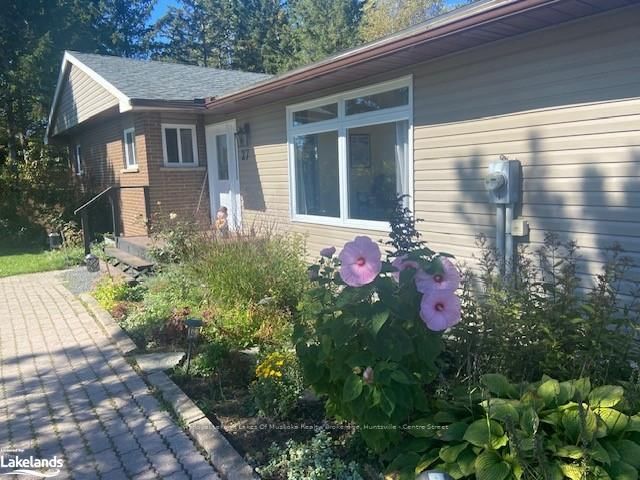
top-left (169, 351), bottom-right (331, 466)
top-left (90, 210), bottom-right (640, 480)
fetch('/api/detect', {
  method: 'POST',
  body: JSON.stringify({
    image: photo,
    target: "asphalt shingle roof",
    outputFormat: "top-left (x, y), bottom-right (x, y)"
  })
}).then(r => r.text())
top-left (68, 52), bottom-right (272, 101)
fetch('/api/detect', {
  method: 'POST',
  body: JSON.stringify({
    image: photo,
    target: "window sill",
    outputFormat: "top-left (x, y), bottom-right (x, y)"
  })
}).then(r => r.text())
top-left (160, 166), bottom-right (205, 171)
top-left (291, 215), bottom-right (390, 233)
top-left (121, 167), bottom-right (139, 173)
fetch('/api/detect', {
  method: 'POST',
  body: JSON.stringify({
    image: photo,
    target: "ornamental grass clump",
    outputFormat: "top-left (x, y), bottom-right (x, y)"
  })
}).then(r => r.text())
top-left (295, 201), bottom-right (462, 455)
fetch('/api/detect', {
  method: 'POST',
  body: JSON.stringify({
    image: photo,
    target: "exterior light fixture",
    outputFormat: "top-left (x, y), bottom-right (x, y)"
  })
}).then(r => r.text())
top-left (184, 318), bottom-right (204, 374)
top-left (416, 472), bottom-right (453, 480)
top-left (235, 123), bottom-right (250, 148)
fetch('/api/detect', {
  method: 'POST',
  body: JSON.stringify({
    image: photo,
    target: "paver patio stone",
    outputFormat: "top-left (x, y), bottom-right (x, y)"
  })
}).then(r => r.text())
top-left (0, 271), bottom-right (218, 479)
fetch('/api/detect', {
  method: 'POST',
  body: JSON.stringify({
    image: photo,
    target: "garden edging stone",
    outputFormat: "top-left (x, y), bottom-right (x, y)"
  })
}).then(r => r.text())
top-left (147, 371), bottom-right (259, 480)
top-left (79, 292), bottom-right (137, 355)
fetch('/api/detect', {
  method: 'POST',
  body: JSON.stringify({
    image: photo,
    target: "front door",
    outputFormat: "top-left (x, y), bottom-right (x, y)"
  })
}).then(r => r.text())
top-left (205, 120), bottom-right (241, 229)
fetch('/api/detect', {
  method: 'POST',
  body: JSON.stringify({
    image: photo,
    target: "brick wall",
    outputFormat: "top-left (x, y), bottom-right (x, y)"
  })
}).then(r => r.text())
top-left (140, 112), bottom-right (212, 228)
top-left (67, 113), bottom-right (150, 236)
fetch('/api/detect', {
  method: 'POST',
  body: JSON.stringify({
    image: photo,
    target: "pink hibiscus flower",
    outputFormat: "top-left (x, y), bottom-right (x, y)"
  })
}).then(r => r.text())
top-left (391, 255), bottom-right (420, 283)
top-left (419, 291), bottom-right (461, 331)
top-left (338, 236), bottom-right (382, 287)
top-left (415, 257), bottom-right (460, 294)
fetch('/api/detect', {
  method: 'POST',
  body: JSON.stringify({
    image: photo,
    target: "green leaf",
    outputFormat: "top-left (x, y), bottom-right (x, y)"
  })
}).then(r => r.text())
top-left (520, 406), bottom-right (539, 436)
top-left (572, 377), bottom-right (592, 401)
top-left (626, 415), bottom-right (640, 432)
top-left (563, 406), bottom-right (599, 443)
top-left (463, 419), bottom-right (505, 449)
top-left (606, 461), bottom-right (638, 480)
top-left (555, 445), bottom-right (585, 460)
top-left (406, 418), bottom-right (437, 438)
top-left (560, 463), bottom-right (587, 480)
top-left (342, 374), bottom-right (363, 402)
top-left (439, 443), bottom-right (468, 463)
top-left (596, 408), bottom-right (630, 436)
top-left (474, 451), bottom-right (511, 480)
top-left (415, 450), bottom-right (440, 473)
top-left (590, 386), bottom-right (625, 408)
top-left (390, 370), bottom-right (414, 385)
top-left (438, 422), bottom-right (469, 442)
top-left (591, 440), bottom-right (612, 465)
top-left (614, 440), bottom-right (640, 468)
top-left (482, 399), bottom-right (519, 423)
top-left (482, 374), bottom-right (514, 397)
top-left (457, 448), bottom-right (477, 476)
top-left (371, 310), bottom-right (389, 336)
top-left (538, 379), bottom-right (561, 406)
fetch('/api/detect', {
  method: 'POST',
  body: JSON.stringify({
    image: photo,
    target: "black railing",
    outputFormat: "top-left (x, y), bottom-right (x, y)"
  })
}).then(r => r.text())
top-left (75, 185), bottom-right (150, 254)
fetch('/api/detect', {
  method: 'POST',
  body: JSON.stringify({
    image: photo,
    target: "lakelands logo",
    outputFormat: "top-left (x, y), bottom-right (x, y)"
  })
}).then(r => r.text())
top-left (0, 448), bottom-right (63, 478)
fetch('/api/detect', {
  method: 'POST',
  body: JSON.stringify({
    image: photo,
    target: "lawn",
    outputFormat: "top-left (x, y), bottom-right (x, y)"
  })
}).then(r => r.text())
top-left (0, 245), bottom-right (84, 278)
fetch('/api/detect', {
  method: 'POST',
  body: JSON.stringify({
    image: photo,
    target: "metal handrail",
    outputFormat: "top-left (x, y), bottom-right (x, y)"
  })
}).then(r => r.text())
top-left (74, 186), bottom-right (115, 215)
top-left (74, 184), bottom-right (151, 254)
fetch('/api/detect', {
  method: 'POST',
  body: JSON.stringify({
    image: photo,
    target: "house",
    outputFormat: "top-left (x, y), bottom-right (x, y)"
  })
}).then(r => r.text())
top-left (46, 0), bottom-right (640, 286)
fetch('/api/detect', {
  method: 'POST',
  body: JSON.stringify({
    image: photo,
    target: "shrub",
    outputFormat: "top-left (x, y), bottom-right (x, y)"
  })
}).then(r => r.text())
top-left (148, 212), bottom-right (206, 264)
top-left (257, 431), bottom-right (364, 480)
top-left (250, 351), bottom-right (305, 419)
top-left (93, 277), bottom-right (130, 312)
top-left (386, 373), bottom-right (640, 480)
top-left (446, 234), bottom-right (640, 386)
top-left (119, 266), bottom-right (204, 347)
top-left (189, 340), bottom-right (231, 377)
top-left (295, 216), bottom-right (462, 454)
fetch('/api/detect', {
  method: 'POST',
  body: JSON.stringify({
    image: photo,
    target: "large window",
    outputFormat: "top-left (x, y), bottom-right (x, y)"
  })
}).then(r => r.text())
top-left (287, 77), bottom-right (412, 229)
top-left (123, 128), bottom-right (137, 169)
top-left (161, 124), bottom-right (198, 166)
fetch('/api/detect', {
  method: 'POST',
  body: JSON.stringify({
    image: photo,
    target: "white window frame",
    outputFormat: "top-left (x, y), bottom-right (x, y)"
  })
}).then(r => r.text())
top-left (161, 123), bottom-right (199, 167)
top-left (286, 75), bottom-right (413, 232)
top-left (123, 127), bottom-right (137, 169)
top-left (75, 144), bottom-right (83, 175)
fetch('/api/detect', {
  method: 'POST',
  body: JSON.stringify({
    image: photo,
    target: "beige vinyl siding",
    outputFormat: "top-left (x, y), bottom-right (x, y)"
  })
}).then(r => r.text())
top-left (220, 5), bottom-right (640, 288)
top-left (52, 64), bottom-right (119, 136)
top-left (412, 5), bottom-right (640, 282)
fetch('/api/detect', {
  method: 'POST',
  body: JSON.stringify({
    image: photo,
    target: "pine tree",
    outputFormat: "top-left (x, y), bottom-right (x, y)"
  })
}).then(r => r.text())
top-left (287, 0), bottom-right (362, 69)
top-left (153, 0), bottom-right (236, 68)
top-left (92, 0), bottom-right (156, 57)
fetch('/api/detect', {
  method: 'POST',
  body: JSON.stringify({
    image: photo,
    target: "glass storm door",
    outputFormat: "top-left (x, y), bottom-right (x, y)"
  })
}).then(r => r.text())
top-left (206, 121), bottom-right (241, 229)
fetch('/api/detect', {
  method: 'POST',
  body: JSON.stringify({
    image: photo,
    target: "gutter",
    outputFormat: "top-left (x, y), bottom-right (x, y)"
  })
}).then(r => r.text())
top-left (203, 0), bottom-right (561, 110)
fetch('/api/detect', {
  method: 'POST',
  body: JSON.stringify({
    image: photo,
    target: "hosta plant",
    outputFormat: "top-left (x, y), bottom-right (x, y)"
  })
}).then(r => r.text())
top-left (389, 373), bottom-right (640, 480)
top-left (295, 228), bottom-right (462, 455)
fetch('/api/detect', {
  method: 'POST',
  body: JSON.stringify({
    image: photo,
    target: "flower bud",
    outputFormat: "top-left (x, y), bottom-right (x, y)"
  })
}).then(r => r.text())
top-left (363, 366), bottom-right (374, 385)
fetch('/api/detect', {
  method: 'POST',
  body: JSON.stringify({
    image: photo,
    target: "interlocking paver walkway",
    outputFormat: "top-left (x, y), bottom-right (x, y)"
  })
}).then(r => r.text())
top-left (0, 271), bottom-right (220, 480)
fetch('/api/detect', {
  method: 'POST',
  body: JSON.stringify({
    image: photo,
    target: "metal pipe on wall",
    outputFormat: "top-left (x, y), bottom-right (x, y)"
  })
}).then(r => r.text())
top-left (505, 204), bottom-right (514, 276)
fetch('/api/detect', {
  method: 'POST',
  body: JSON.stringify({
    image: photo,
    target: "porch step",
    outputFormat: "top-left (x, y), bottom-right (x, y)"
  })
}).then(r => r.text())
top-left (105, 246), bottom-right (154, 280)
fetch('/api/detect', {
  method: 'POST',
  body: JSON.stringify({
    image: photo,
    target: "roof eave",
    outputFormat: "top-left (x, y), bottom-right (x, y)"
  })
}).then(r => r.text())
top-left (203, 0), bottom-right (620, 111)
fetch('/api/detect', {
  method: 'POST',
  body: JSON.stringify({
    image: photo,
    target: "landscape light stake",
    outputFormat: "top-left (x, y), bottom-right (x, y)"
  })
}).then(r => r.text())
top-left (416, 472), bottom-right (453, 480)
top-left (185, 318), bottom-right (203, 375)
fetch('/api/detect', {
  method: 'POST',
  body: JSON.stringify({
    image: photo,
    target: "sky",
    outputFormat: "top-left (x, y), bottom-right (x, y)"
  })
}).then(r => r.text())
top-left (149, 0), bottom-right (463, 24)
top-left (150, 0), bottom-right (176, 23)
